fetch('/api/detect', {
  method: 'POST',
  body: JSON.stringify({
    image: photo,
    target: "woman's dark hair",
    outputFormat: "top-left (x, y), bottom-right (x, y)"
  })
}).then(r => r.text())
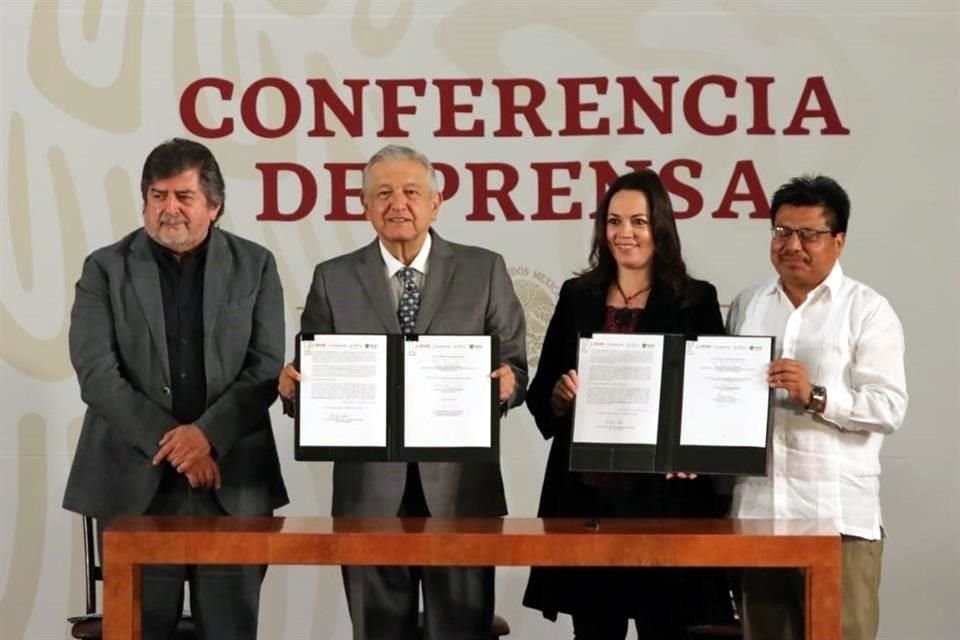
top-left (140, 138), bottom-right (226, 220)
top-left (580, 169), bottom-right (689, 294)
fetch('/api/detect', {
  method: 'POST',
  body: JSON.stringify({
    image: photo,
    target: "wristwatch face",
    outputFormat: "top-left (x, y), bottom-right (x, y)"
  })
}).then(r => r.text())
top-left (809, 384), bottom-right (826, 411)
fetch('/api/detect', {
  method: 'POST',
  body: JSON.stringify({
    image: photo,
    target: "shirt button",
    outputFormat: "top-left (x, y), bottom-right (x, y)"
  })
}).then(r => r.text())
top-left (162, 386), bottom-right (170, 395)
top-left (180, 372), bottom-right (187, 380)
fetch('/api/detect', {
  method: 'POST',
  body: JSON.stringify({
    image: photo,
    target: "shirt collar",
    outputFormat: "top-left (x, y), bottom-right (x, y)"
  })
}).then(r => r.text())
top-left (379, 232), bottom-right (432, 278)
top-left (820, 261), bottom-right (844, 294)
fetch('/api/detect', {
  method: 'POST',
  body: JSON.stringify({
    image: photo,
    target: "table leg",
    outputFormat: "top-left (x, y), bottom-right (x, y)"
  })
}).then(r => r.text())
top-left (806, 550), bottom-right (842, 640)
top-left (103, 558), bottom-right (141, 640)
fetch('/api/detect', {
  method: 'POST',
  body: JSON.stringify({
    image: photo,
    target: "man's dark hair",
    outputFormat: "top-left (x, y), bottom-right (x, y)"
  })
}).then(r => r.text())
top-left (140, 138), bottom-right (226, 220)
top-left (581, 169), bottom-right (689, 294)
top-left (770, 174), bottom-right (850, 234)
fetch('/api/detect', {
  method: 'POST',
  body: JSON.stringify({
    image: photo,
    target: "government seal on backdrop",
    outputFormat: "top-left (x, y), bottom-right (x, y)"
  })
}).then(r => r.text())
top-left (509, 265), bottom-right (560, 368)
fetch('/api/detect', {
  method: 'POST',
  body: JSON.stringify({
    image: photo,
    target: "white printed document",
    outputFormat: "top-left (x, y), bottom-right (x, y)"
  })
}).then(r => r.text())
top-left (572, 334), bottom-right (664, 445)
top-left (295, 333), bottom-right (499, 462)
top-left (567, 333), bottom-right (774, 475)
top-left (403, 335), bottom-right (493, 448)
top-left (298, 335), bottom-right (388, 447)
top-left (679, 336), bottom-right (771, 447)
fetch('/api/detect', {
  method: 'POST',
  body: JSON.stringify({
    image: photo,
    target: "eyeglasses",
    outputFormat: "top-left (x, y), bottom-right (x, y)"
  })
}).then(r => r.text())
top-left (771, 225), bottom-right (834, 243)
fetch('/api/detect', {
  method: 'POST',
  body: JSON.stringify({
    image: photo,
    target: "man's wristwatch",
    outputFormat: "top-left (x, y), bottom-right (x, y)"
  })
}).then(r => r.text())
top-left (806, 384), bottom-right (827, 414)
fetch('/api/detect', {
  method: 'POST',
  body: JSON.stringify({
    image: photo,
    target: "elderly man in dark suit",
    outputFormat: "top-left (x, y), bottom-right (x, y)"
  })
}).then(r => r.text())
top-left (279, 144), bottom-right (527, 640)
top-left (63, 138), bottom-right (288, 640)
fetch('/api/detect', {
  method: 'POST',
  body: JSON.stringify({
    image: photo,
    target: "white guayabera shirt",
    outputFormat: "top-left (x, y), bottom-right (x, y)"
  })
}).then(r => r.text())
top-left (726, 263), bottom-right (908, 540)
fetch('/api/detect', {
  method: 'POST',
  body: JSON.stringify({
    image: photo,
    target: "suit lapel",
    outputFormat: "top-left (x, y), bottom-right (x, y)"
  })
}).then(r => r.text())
top-left (129, 231), bottom-right (170, 384)
top-left (581, 284), bottom-right (607, 335)
top-left (202, 229), bottom-right (230, 392)
top-left (356, 240), bottom-right (401, 333)
top-left (637, 282), bottom-right (678, 333)
top-left (415, 232), bottom-right (454, 334)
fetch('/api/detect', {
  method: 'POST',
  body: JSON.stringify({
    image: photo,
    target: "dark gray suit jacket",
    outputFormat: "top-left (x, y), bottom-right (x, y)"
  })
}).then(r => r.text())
top-left (63, 228), bottom-right (288, 521)
top-left (301, 231), bottom-right (527, 517)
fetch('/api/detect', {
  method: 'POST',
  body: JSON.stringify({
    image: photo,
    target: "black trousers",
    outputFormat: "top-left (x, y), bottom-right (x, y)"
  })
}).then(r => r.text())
top-left (98, 469), bottom-right (266, 640)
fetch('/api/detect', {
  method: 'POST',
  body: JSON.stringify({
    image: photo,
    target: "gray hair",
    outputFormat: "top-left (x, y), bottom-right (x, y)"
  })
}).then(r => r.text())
top-left (361, 144), bottom-right (439, 194)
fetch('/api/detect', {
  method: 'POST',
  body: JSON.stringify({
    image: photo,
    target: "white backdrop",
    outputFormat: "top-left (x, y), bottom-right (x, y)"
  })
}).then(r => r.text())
top-left (2, 1), bottom-right (958, 638)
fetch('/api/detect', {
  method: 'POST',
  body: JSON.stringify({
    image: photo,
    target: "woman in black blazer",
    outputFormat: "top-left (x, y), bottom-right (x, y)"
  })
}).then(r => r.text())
top-left (523, 169), bottom-right (731, 639)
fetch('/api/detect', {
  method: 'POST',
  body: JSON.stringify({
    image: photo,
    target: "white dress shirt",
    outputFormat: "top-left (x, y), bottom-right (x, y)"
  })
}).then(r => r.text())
top-left (726, 263), bottom-right (907, 540)
top-left (379, 233), bottom-right (431, 307)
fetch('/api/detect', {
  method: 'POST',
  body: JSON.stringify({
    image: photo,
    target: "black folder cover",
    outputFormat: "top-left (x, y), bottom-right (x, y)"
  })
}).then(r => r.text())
top-left (295, 333), bottom-right (500, 463)
top-left (569, 334), bottom-right (774, 476)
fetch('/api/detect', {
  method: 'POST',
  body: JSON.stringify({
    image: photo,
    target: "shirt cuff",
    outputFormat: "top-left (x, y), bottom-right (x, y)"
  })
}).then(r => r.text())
top-left (820, 384), bottom-right (853, 430)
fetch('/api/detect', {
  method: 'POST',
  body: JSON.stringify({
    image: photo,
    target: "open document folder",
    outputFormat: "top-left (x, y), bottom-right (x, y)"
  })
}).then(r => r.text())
top-left (570, 333), bottom-right (774, 475)
top-left (295, 333), bottom-right (500, 462)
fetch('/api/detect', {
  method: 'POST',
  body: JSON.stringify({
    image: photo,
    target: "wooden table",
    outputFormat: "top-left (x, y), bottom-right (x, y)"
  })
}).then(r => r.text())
top-left (103, 517), bottom-right (840, 639)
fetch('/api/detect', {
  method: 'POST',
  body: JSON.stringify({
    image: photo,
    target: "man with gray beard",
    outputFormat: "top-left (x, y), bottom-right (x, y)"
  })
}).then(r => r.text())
top-left (64, 138), bottom-right (288, 640)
